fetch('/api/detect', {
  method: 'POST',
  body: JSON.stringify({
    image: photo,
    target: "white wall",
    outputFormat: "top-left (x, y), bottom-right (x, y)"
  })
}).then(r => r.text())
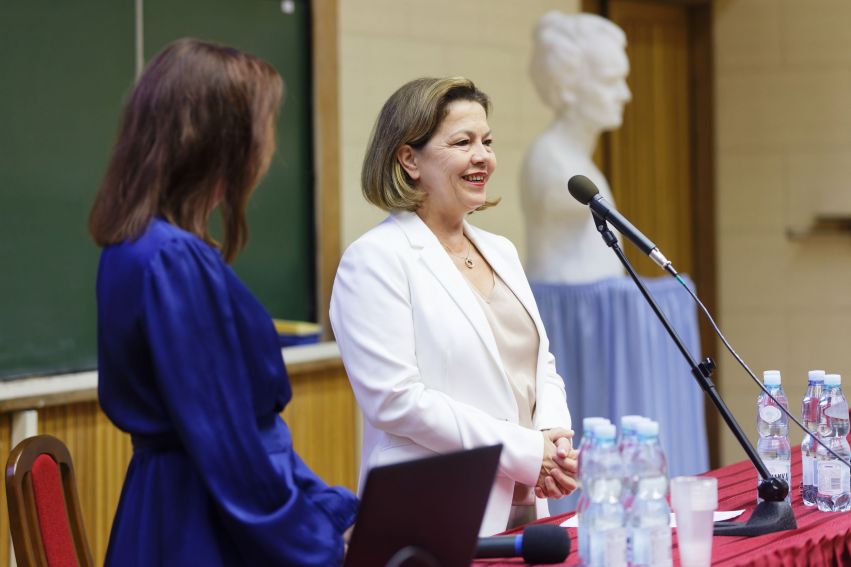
top-left (715, 0), bottom-right (851, 465)
top-left (339, 0), bottom-right (580, 253)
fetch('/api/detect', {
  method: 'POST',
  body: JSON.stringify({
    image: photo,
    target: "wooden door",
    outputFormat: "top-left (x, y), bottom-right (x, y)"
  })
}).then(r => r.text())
top-left (586, 0), bottom-right (718, 464)
top-left (607, 1), bottom-right (694, 277)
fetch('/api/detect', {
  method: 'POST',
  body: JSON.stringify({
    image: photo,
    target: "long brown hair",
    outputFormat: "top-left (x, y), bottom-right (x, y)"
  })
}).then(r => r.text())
top-left (88, 38), bottom-right (283, 262)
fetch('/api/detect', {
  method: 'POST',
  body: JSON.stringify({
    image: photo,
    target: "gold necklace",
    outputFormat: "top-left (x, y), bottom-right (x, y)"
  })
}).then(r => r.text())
top-left (440, 237), bottom-right (475, 269)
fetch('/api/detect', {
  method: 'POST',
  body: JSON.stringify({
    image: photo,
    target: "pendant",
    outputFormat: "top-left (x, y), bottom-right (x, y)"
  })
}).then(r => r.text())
top-left (464, 258), bottom-right (475, 269)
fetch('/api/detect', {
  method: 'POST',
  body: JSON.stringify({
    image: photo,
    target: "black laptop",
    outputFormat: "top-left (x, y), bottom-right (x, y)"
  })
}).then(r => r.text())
top-left (343, 444), bottom-right (502, 567)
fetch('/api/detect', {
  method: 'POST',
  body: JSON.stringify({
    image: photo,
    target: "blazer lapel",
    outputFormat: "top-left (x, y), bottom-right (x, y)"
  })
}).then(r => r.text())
top-left (391, 212), bottom-right (504, 370)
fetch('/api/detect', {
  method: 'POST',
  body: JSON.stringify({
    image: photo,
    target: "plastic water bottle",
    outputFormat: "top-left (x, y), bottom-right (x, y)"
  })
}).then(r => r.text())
top-left (619, 415), bottom-right (646, 511)
top-left (755, 370), bottom-right (791, 504)
top-left (579, 417), bottom-right (613, 476)
top-left (618, 415), bottom-right (645, 455)
top-left (577, 417), bottom-right (611, 566)
top-left (626, 421), bottom-right (672, 567)
top-left (801, 370), bottom-right (825, 506)
top-left (816, 373), bottom-right (851, 512)
top-left (586, 423), bottom-right (626, 567)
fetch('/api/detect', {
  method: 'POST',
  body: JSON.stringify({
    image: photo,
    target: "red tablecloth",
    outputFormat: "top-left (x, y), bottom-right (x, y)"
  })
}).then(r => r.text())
top-left (474, 448), bottom-right (851, 566)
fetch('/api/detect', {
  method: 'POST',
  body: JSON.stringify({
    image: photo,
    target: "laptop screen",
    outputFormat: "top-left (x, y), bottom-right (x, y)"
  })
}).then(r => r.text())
top-left (343, 444), bottom-right (502, 567)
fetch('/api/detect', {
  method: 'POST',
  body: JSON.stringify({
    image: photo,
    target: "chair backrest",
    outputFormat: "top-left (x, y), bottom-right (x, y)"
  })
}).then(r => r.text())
top-left (5, 435), bottom-right (93, 567)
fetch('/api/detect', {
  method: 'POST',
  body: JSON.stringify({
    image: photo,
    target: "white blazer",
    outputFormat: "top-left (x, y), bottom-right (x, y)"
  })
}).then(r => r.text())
top-left (330, 211), bottom-right (572, 535)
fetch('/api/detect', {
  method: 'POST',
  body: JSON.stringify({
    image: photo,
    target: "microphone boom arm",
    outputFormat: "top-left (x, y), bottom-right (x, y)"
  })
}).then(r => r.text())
top-left (590, 214), bottom-right (796, 537)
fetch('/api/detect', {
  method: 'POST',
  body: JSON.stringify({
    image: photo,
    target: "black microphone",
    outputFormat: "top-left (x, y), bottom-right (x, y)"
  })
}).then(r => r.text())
top-left (567, 174), bottom-right (673, 272)
top-left (474, 524), bottom-right (570, 563)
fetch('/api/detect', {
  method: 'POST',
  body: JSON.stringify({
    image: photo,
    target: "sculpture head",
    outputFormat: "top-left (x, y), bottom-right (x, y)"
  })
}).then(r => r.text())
top-left (530, 12), bottom-right (631, 131)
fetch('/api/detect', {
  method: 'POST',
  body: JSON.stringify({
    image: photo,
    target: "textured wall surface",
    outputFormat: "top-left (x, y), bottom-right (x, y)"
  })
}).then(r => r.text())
top-left (715, 0), bottom-right (851, 465)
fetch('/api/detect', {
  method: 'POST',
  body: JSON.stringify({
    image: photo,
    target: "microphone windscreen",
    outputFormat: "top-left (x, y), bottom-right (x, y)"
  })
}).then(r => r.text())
top-left (521, 524), bottom-right (570, 564)
top-left (567, 175), bottom-right (599, 205)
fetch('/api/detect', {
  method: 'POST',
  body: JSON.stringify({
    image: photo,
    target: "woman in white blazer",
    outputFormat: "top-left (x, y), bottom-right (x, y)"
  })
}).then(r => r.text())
top-left (330, 77), bottom-right (577, 536)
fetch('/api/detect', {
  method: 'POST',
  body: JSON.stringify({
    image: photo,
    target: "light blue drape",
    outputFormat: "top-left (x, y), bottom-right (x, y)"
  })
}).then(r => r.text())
top-left (533, 275), bottom-right (709, 514)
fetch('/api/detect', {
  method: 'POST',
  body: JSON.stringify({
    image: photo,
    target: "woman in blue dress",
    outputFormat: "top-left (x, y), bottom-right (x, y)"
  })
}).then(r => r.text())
top-left (88, 38), bottom-right (357, 566)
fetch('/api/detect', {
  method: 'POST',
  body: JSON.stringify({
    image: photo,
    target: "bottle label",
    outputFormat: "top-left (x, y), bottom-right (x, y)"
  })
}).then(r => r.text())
top-left (765, 459), bottom-right (791, 486)
top-left (590, 527), bottom-right (626, 567)
top-left (813, 457), bottom-right (821, 489)
top-left (825, 400), bottom-right (849, 419)
top-left (803, 454), bottom-right (814, 485)
top-left (818, 461), bottom-right (850, 496)
top-left (630, 526), bottom-right (671, 566)
top-left (759, 406), bottom-right (782, 423)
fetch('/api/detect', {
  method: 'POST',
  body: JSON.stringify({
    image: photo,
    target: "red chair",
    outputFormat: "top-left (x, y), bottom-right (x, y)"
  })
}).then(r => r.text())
top-left (5, 435), bottom-right (93, 567)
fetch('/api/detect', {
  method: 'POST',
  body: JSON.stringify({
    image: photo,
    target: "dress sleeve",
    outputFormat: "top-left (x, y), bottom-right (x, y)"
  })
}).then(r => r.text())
top-left (534, 350), bottom-right (572, 432)
top-left (142, 238), bottom-right (356, 566)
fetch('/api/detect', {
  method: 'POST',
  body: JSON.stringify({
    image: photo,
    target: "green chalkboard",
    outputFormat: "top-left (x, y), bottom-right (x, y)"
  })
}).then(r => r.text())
top-left (0, 1), bottom-right (314, 378)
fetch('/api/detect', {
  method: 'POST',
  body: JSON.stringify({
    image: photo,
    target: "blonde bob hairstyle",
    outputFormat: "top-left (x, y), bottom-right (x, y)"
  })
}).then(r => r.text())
top-left (362, 77), bottom-right (501, 212)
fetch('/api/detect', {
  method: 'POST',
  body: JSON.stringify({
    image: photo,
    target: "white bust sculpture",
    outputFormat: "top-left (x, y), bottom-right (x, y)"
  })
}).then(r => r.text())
top-left (521, 12), bottom-right (632, 283)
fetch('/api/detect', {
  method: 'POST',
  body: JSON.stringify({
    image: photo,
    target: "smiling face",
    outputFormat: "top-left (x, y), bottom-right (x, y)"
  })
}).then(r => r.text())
top-left (397, 99), bottom-right (497, 222)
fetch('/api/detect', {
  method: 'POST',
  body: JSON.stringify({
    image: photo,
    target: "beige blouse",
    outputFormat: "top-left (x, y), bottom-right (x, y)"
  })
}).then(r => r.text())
top-left (468, 273), bottom-right (540, 513)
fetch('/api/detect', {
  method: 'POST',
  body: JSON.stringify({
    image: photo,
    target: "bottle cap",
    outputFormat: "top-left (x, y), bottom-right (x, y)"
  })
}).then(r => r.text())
top-left (637, 420), bottom-right (659, 438)
top-left (596, 423), bottom-right (616, 440)
top-left (808, 370), bottom-right (825, 383)
top-left (763, 370), bottom-right (781, 386)
top-left (582, 417), bottom-right (610, 435)
top-left (620, 414), bottom-right (644, 433)
top-left (825, 373), bottom-right (842, 386)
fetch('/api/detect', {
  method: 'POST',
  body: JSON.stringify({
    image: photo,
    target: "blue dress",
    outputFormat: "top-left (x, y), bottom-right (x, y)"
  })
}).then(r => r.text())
top-left (96, 219), bottom-right (357, 566)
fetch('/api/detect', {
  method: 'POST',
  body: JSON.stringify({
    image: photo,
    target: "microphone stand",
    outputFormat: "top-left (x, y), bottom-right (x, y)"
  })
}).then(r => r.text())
top-left (591, 212), bottom-right (796, 537)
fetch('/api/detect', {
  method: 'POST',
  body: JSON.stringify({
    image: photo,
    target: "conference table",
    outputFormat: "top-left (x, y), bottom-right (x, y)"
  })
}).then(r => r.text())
top-left (474, 448), bottom-right (851, 566)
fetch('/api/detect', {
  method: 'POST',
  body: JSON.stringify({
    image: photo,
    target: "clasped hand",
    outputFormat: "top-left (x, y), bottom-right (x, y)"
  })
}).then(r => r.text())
top-left (534, 427), bottom-right (578, 500)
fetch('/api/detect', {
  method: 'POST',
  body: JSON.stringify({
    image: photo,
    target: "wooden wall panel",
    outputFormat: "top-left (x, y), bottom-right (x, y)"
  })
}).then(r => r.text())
top-left (0, 357), bottom-right (354, 566)
top-left (607, 2), bottom-right (694, 277)
top-left (281, 360), bottom-right (358, 491)
top-left (39, 402), bottom-right (131, 565)
top-left (0, 415), bottom-right (11, 565)
top-left (313, 0), bottom-right (342, 339)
